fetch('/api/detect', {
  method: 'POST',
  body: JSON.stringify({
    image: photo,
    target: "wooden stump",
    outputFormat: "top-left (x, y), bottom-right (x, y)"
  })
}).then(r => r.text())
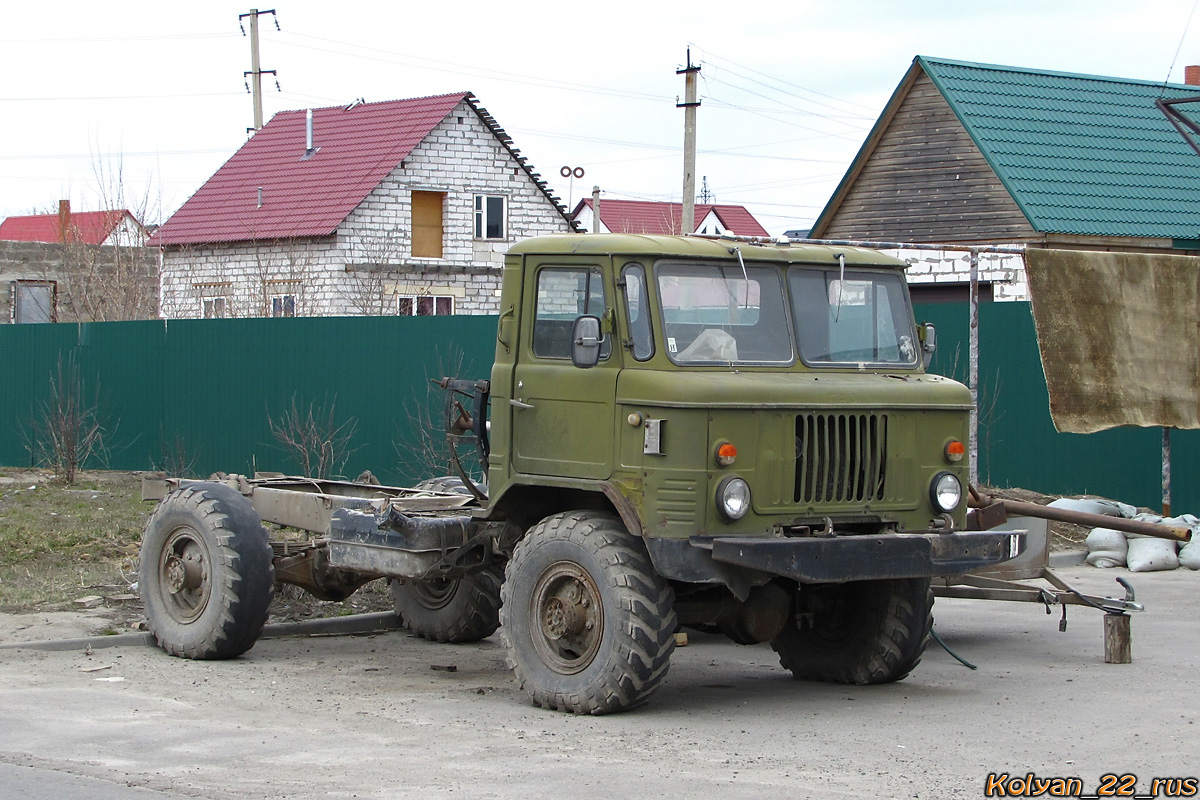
top-left (1104, 614), bottom-right (1131, 664)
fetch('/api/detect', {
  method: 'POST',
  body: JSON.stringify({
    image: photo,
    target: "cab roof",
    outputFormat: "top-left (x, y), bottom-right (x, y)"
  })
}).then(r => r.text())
top-left (507, 233), bottom-right (907, 269)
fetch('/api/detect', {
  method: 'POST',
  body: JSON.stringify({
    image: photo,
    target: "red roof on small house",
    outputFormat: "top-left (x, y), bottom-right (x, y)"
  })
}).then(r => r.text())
top-left (573, 199), bottom-right (769, 237)
top-left (150, 93), bottom-right (475, 246)
top-left (0, 210), bottom-right (138, 245)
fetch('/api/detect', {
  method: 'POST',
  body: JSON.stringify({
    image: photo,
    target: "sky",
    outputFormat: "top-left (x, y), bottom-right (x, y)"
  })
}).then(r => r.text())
top-left (3, 0), bottom-right (1199, 236)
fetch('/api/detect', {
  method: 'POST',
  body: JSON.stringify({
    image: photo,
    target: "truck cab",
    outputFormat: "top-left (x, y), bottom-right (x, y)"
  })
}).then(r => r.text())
top-left (486, 234), bottom-right (1004, 585)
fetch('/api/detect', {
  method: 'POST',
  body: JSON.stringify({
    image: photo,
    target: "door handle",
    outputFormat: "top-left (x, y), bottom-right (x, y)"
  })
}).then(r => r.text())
top-left (510, 398), bottom-right (535, 410)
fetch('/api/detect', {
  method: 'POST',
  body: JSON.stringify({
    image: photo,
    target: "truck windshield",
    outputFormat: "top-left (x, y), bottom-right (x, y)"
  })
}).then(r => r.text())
top-left (657, 263), bottom-right (793, 364)
top-left (789, 268), bottom-right (917, 367)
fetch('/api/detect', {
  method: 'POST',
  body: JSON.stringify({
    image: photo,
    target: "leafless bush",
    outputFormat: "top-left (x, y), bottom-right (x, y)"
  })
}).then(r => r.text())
top-left (155, 428), bottom-right (199, 478)
top-left (24, 354), bottom-right (112, 484)
top-left (393, 346), bottom-right (483, 483)
top-left (268, 395), bottom-right (360, 479)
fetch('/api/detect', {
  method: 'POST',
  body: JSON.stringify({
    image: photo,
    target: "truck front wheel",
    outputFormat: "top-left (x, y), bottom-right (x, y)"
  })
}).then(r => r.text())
top-left (771, 578), bottom-right (933, 684)
top-left (500, 511), bottom-right (677, 714)
top-left (139, 483), bottom-right (275, 659)
top-left (390, 566), bottom-right (503, 643)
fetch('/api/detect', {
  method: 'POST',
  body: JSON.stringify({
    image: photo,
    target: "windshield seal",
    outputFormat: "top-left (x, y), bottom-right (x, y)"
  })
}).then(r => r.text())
top-left (654, 261), bottom-right (795, 366)
top-left (788, 266), bottom-right (919, 368)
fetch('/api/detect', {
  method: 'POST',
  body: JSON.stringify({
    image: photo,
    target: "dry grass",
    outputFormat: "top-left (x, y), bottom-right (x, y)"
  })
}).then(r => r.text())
top-left (0, 468), bottom-right (147, 611)
top-left (0, 468), bottom-right (392, 622)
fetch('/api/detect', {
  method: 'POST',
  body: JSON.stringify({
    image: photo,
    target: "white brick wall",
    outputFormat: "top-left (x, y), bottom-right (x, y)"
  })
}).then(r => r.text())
top-left (887, 247), bottom-right (1029, 301)
top-left (160, 100), bottom-right (571, 319)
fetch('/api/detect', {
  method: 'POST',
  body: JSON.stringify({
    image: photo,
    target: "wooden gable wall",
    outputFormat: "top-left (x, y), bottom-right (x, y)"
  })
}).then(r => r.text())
top-left (820, 72), bottom-right (1039, 244)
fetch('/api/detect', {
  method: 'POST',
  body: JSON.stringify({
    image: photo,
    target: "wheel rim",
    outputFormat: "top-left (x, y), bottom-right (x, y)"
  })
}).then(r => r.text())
top-left (408, 578), bottom-right (459, 610)
top-left (157, 525), bottom-right (212, 623)
top-left (529, 561), bottom-right (604, 675)
top-left (807, 585), bottom-right (860, 645)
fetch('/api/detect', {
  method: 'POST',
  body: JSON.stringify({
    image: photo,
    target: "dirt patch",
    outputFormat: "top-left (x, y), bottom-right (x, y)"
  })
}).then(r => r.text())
top-left (0, 468), bottom-right (393, 643)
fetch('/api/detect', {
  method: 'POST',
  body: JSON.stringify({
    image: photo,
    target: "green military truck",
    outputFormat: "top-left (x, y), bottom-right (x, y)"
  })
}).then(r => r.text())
top-left (139, 233), bottom-right (1022, 714)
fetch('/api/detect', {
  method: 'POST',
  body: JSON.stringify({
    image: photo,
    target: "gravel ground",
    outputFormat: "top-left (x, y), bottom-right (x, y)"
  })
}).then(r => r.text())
top-left (1, 564), bottom-right (1196, 800)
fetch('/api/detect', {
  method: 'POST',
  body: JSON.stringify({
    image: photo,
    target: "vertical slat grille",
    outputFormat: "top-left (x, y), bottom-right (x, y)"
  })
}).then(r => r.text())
top-left (795, 413), bottom-right (887, 504)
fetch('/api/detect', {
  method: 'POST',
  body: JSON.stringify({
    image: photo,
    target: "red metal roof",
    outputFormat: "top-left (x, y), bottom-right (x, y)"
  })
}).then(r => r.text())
top-left (149, 93), bottom-right (472, 246)
top-left (573, 199), bottom-right (769, 237)
top-left (0, 210), bottom-right (137, 245)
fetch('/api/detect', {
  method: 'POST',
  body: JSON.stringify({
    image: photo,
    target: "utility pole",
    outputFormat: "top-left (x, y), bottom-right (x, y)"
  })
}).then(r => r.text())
top-left (240, 8), bottom-right (279, 131)
top-left (677, 50), bottom-right (700, 235)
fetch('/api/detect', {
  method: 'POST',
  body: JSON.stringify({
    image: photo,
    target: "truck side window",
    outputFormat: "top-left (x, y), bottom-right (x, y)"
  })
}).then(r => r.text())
top-left (532, 267), bottom-right (611, 360)
top-left (621, 264), bottom-right (654, 361)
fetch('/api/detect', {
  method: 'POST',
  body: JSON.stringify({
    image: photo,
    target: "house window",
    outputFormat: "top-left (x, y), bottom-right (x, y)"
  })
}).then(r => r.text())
top-left (12, 280), bottom-right (56, 323)
top-left (412, 190), bottom-right (445, 258)
top-left (201, 297), bottom-right (228, 319)
top-left (271, 294), bottom-right (296, 317)
top-left (398, 295), bottom-right (454, 316)
top-left (474, 195), bottom-right (507, 240)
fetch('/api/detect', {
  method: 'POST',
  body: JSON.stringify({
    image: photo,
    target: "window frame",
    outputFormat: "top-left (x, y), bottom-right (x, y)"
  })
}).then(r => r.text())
top-left (474, 194), bottom-right (508, 241)
top-left (270, 294), bottom-right (296, 318)
top-left (12, 280), bottom-right (56, 324)
top-left (397, 294), bottom-right (455, 316)
top-left (412, 190), bottom-right (446, 259)
top-left (531, 266), bottom-right (611, 361)
top-left (201, 296), bottom-right (228, 319)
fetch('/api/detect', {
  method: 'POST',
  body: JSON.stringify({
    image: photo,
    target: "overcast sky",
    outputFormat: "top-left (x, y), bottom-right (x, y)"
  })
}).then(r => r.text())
top-left (3, 0), bottom-right (1199, 235)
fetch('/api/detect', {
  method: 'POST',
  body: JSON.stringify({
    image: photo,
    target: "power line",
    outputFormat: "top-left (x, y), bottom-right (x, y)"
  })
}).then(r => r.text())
top-left (276, 32), bottom-right (674, 104)
top-left (693, 45), bottom-right (879, 114)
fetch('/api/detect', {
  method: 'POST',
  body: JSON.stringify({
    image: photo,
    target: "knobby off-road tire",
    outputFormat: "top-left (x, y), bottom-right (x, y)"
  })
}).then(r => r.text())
top-left (771, 577), bottom-right (934, 685)
top-left (139, 483), bottom-right (275, 659)
top-left (499, 511), bottom-right (677, 715)
top-left (389, 476), bottom-right (503, 643)
top-left (390, 565), bottom-right (503, 643)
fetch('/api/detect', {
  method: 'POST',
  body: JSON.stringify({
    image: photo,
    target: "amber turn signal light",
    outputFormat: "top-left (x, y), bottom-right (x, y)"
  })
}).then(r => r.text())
top-left (716, 442), bottom-right (738, 467)
top-left (944, 440), bottom-right (965, 463)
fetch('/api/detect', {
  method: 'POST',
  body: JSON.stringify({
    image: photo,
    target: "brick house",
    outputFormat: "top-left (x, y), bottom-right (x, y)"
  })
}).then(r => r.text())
top-left (809, 56), bottom-right (1200, 302)
top-left (151, 93), bottom-right (575, 318)
top-left (570, 198), bottom-right (768, 237)
top-left (1, 202), bottom-right (155, 323)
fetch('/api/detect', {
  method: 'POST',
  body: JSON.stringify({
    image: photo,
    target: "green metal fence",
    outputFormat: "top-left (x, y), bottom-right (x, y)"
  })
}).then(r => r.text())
top-left (2, 307), bottom-right (1196, 512)
top-left (0, 316), bottom-right (498, 487)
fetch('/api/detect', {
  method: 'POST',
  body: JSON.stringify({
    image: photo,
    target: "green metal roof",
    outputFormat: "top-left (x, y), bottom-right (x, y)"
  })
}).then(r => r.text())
top-left (918, 56), bottom-right (1200, 239)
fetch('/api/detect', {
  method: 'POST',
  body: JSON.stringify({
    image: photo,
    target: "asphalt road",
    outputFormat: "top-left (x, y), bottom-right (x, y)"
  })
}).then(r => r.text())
top-left (0, 565), bottom-right (1196, 800)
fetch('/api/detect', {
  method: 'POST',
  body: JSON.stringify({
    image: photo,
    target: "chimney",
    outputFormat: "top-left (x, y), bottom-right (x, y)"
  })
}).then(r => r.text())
top-left (1186, 65), bottom-right (1200, 86)
top-left (57, 199), bottom-right (70, 243)
top-left (306, 108), bottom-right (314, 152)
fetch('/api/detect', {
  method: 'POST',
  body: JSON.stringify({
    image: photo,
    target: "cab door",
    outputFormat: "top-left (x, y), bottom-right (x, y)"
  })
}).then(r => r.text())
top-left (510, 261), bottom-right (618, 479)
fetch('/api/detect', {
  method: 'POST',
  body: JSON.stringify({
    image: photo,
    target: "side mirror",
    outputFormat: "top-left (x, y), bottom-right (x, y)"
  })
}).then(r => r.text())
top-left (920, 323), bottom-right (936, 369)
top-left (571, 315), bottom-right (603, 369)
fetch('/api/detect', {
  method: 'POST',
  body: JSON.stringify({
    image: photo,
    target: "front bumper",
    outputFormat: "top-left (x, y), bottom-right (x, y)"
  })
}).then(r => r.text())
top-left (701, 530), bottom-right (1025, 584)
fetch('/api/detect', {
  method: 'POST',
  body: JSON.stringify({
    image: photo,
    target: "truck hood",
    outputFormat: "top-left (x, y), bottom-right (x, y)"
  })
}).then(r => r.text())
top-left (616, 369), bottom-right (973, 410)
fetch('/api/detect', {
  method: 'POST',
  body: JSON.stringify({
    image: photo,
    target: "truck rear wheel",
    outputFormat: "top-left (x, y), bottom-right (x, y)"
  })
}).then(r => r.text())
top-left (499, 511), bottom-right (677, 714)
top-left (390, 476), bottom-right (502, 643)
top-left (139, 483), bottom-right (275, 659)
top-left (390, 565), bottom-right (503, 643)
top-left (771, 578), bottom-right (933, 684)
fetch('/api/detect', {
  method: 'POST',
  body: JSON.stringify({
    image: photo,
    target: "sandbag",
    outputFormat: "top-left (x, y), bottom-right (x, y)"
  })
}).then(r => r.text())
top-left (1126, 537), bottom-right (1179, 572)
top-left (1049, 498), bottom-right (1136, 518)
top-left (1180, 540), bottom-right (1200, 570)
top-left (1085, 528), bottom-right (1128, 568)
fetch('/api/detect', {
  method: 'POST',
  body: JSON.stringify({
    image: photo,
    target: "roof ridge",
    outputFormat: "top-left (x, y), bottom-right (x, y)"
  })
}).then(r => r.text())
top-left (917, 55), bottom-right (1199, 92)
top-left (267, 91), bottom-right (473, 117)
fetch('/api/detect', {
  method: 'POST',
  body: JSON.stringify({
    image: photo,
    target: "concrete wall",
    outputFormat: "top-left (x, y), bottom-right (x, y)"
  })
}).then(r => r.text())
top-left (0, 240), bottom-right (158, 323)
top-left (159, 99), bottom-right (573, 319)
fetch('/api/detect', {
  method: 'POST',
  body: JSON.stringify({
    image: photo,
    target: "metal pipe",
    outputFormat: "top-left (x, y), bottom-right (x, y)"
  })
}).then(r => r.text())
top-left (973, 493), bottom-right (1191, 543)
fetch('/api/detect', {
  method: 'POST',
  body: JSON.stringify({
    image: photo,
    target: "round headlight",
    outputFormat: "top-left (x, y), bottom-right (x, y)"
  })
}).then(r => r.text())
top-left (930, 472), bottom-right (962, 513)
top-left (717, 476), bottom-right (751, 521)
